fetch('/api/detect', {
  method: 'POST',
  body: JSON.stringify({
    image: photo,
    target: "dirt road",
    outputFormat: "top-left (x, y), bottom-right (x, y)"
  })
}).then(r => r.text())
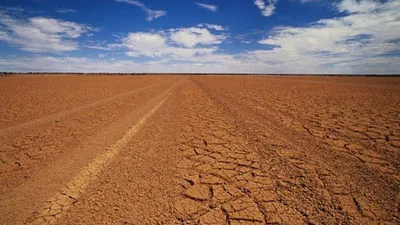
top-left (0, 75), bottom-right (399, 224)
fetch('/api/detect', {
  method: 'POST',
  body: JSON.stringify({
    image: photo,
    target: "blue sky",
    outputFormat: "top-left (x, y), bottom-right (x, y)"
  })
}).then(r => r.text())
top-left (0, 0), bottom-right (399, 74)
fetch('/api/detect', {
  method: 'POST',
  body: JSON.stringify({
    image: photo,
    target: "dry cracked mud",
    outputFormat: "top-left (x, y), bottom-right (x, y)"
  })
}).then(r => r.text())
top-left (0, 75), bottom-right (399, 225)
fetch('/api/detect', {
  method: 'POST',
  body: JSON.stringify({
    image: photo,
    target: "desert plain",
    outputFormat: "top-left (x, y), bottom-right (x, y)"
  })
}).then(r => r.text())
top-left (0, 75), bottom-right (399, 224)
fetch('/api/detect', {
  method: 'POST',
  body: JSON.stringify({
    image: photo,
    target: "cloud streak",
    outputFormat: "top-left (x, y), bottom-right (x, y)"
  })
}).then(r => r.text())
top-left (115, 0), bottom-right (166, 21)
top-left (199, 23), bottom-right (225, 31)
top-left (195, 3), bottom-right (218, 12)
top-left (56, 8), bottom-right (78, 14)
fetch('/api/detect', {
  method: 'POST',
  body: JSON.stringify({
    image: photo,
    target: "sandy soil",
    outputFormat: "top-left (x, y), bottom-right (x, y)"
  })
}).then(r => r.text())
top-left (0, 75), bottom-right (399, 224)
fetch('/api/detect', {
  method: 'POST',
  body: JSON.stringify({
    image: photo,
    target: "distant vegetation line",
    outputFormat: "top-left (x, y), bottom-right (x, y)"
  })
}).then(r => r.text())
top-left (0, 72), bottom-right (399, 77)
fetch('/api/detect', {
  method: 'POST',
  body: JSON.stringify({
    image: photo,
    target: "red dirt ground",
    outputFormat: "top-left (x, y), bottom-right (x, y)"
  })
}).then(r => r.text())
top-left (0, 75), bottom-right (399, 224)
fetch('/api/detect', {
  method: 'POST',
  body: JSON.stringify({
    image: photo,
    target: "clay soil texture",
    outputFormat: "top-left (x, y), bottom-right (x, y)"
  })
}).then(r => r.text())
top-left (0, 75), bottom-right (399, 225)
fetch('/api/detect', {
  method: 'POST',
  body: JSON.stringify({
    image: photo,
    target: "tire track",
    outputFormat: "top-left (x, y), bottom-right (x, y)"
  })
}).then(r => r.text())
top-left (0, 78), bottom-right (178, 195)
top-left (57, 81), bottom-right (184, 225)
top-left (0, 79), bottom-right (170, 134)
top-left (27, 95), bottom-right (170, 225)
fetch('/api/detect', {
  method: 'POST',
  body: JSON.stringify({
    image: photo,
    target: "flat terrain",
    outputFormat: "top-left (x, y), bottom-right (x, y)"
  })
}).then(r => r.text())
top-left (0, 75), bottom-right (399, 225)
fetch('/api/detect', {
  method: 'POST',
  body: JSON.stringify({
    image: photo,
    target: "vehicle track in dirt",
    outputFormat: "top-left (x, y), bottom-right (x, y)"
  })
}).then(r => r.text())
top-left (29, 95), bottom-right (171, 225)
top-left (57, 79), bottom-right (186, 225)
top-left (0, 77), bottom-right (178, 193)
top-left (0, 79), bottom-right (168, 133)
top-left (0, 76), bottom-right (182, 224)
top-left (0, 76), bottom-right (169, 129)
top-left (0, 75), bottom-right (398, 225)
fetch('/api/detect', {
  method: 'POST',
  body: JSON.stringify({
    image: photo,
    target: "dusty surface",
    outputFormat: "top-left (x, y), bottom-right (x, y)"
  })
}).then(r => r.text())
top-left (0, 75), bottom-right (399, 224)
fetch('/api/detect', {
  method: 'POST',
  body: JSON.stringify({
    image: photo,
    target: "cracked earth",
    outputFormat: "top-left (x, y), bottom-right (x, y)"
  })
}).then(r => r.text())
top-left (0, 75), bottom-right (399, 224)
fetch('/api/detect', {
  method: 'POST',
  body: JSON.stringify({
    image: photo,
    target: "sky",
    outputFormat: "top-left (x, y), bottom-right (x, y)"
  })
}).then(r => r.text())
top-left (0, 0), bottom-right (399, 74)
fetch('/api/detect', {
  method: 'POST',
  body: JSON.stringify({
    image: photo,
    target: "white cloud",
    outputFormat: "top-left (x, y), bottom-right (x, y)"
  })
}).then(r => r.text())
top-left (87, 25), bottom-right (226, 54)
top-left (122, 32), bottom-right (166, 57)
top-left (126, 46), bottom-right (219, 60)
top-left (29, 17), bottom-right (89, 38)
top-left (111, 24), bottom-right (227, 56)
top-left (161, 47), bottom-right (217, 59)
top-left (85, 45), bottom-right (114, 51)
top-left (119, 28), bottom-right (224, 60)
top-left (56, 8), bottom-right (77, 14)
top-left (199, 23), bottom-right (225, 31)
top-left (254, 0), bottom-right (321, 17)
top-left (115, 0), bottom-right (166, 21)
top-left (106, 24), bottom-right (230, 64)
top-left (0, 11), bottom-right (95, 53)
top-left (1, 52), bottom-right (398, 74)
top-left (195, 3), bottom-right (218, 12)
top-left (170, 27), bottom-right (226, 48)
top-left (0, 56), bottom-right (235, 73)
top-left (253, 0), bottom-right (400, 73)
top-left (338, 0), bottom-right (378, 13)
top-left (104, 0), bottom-right (399, 74)
top-left (0, 0), bottom-right (398, 74)
top-left (254, 0), bottom-right (278, 17)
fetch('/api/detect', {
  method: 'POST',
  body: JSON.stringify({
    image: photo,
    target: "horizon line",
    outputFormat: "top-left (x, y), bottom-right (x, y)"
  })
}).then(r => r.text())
top-left (1, 72), bottom-right (400, 77)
